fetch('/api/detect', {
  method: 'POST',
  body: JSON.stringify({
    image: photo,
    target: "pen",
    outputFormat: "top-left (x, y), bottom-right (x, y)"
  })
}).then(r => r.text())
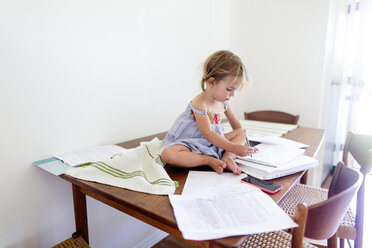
top-left (244, 129), bottom-right (253, 157)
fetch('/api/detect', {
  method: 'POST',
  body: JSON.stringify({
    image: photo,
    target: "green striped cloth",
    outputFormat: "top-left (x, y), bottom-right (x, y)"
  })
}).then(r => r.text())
top-left (65, 138), bottom-right (177, 195)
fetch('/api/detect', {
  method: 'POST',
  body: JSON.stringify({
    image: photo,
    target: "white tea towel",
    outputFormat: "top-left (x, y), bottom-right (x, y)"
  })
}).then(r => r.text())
top-left (65, 138), bottom-right (176, 195)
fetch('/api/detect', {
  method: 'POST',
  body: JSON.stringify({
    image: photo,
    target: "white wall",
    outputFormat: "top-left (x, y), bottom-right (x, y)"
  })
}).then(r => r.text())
top-left (229, 0), bottom-right (331, 186)
top-left (230, 0), bottom-right (330, 129)
top-left (0, 1), bottom-right (330, 247)
top-left (0, 1), bottom-right (231, 247)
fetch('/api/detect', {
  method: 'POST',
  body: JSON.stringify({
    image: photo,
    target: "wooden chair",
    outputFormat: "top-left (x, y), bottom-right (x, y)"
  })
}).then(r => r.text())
top-left (244, 110), bottom-right (300, 125)
top-left (240, 162), bottom-right (362, 248)
top-left (279, 132), bottom-right (372, 248)
top-left (339, 133), bottom-right (372, 247)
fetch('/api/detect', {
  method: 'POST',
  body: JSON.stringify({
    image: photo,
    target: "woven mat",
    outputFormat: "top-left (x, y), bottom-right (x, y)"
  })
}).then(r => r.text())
top-left (52, 235), bottom-right (90, 248)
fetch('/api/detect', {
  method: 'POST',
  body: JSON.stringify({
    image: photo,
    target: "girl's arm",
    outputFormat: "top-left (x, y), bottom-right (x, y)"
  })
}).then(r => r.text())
top-left (224, 101), bottom-right (242, 131)
top-left (224, 102), bottom-right (259, 155)
top-left (194, 113), bottom-right (236, 151)
top-left (194, 108), bottom-right (249, 157)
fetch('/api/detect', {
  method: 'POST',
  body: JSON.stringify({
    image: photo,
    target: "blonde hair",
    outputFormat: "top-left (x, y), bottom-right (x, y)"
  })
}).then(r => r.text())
top-left (201, 50), bottom-right (250, 91)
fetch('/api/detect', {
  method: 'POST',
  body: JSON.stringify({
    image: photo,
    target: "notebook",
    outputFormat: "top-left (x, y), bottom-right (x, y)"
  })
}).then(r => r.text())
top-left (236, 155), bottom-right (319, 180)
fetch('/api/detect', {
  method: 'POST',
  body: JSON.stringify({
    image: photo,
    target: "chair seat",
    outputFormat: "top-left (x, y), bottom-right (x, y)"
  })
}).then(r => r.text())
top-left (278, 184), bottom-right (356, 240)
top-left (337, 208), bottom-right (356, 240)
top-left (240, 230), bottom-right (317, 248)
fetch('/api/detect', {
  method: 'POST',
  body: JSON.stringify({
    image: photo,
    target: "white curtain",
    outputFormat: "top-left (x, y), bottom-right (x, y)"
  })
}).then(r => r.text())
top-left (327, 0), bottom-right (372, 166)
top-left (324, 2), bottom-right (372, 246)
top-left (349, 0), bottom-right (372, 134)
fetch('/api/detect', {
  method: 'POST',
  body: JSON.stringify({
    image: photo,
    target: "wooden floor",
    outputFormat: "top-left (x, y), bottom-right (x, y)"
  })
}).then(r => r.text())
top-left (321, 173), bottom-right (332, 188)
top-left (152, 235), bottom-right (196, 248)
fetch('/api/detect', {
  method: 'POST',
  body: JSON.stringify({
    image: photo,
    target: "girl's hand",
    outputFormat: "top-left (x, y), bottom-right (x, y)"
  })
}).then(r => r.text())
top-left (233, 144), bottom-right (258, 157)
top-left (250, 146), bottom-right (259, 155)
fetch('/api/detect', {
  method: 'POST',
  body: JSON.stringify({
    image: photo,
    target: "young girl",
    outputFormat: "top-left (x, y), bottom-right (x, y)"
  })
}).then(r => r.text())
top-left (161, 50), bottom-right (257, 174)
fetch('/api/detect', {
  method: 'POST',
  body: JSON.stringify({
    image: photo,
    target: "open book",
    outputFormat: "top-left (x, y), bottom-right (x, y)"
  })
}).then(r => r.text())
top-left (236, 155), bottom-right (319, 180)
top-left (239, 143), bottom-right (305, 168)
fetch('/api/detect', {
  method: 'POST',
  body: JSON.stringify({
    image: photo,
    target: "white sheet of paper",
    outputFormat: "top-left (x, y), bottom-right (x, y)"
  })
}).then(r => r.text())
top-left (182, 171), bottom-right (247, 196)
top-left (170, 184), bottom-right (297, 240)
top-left (55, 145), bottom-right (126, 166)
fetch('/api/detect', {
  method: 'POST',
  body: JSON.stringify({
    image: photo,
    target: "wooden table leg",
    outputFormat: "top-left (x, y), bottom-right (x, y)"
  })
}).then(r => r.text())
top-left (300, 170), bottom-right (308, 184)
top-left (72, 184), bottom-right (89, 244)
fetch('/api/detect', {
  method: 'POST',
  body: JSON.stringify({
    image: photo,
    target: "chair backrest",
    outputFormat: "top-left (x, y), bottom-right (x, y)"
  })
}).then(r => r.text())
top-left (291, 162), bottom-right (362, 247)
top-left (343, 131), bottom-right (372, 175)
top-left (342, 132), bottom-right (372, 247)
top-left (244, 110), bottom-right (299, 125)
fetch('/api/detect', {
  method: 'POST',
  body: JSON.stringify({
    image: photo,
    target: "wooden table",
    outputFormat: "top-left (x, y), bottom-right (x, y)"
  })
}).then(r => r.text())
top-left (60, 126), bottom-right (324, 248)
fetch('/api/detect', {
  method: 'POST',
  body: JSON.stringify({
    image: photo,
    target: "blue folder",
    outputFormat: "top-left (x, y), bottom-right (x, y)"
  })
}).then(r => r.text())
top-left (33, 157), bottom-right (72, 176)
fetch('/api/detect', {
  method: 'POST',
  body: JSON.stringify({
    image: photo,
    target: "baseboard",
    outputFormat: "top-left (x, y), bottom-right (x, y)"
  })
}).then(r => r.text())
top-left (130, 229), bottom-right (168, 248)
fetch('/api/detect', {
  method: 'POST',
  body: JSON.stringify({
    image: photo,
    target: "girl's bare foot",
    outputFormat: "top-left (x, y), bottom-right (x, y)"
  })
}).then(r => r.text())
top-left (207, 157), bottom-right (226, 174)
top-left (221, 152), bottom-right (241, 174)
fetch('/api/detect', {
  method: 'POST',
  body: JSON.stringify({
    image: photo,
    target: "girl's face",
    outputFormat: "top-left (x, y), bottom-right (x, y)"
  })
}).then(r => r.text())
top-left (209, 75), bottom-right (242, 102)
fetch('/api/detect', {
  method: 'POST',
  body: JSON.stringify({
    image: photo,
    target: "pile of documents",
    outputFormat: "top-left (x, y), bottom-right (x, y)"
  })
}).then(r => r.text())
top-left (169, 171), bottom-right (297, 240)
top-left (236, 136), bottom-right (319, 180)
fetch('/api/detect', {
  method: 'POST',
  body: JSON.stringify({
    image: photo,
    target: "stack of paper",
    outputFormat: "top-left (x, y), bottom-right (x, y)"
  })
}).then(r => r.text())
top-left (55, 145), bottom-right (126, 166)
top-left (236, 155), bottom-right (318, 180)
top-left (34, 145), bottom-right (127, 175)
top-left (236, 137), bottom-right (318, 180)
top-left (169, 171), bottom-right (297, 240)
